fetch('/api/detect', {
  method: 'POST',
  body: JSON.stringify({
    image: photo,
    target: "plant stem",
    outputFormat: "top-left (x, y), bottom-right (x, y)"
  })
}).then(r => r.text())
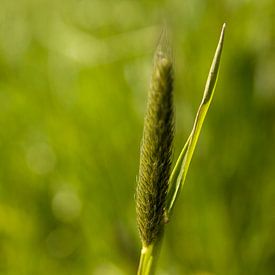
top-left (137, 232), bottom-right (164, 275)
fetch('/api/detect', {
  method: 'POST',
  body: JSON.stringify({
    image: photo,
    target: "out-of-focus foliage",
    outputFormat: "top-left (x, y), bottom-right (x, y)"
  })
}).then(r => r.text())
top-left (0, 0), bottom-right (274, 274)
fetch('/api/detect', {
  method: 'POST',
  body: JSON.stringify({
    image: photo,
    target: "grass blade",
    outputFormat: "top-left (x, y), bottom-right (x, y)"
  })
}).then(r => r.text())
top-left (166, 23), bottom-right (226, 216)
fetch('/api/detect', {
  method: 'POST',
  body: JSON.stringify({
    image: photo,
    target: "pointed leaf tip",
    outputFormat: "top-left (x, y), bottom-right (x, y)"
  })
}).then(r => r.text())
top-left (201, 23), bottom-right (226, 104)
top-left (219, 23), bottom-right (226, 47)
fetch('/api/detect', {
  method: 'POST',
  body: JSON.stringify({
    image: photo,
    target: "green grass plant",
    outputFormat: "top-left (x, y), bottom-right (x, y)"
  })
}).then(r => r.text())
top-left (136, 23), bottom-right (226, 275)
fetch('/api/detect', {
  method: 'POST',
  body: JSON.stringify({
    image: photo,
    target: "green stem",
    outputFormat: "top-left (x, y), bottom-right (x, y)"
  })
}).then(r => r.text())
top-left (137, 232), bottom-right (164, 275)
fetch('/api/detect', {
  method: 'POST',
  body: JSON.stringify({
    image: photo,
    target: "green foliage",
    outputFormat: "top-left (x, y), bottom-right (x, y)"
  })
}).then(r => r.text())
top-left (0, 1), bottom-right (275, 275)
top-left (166, 24), bottom-right (226, 216)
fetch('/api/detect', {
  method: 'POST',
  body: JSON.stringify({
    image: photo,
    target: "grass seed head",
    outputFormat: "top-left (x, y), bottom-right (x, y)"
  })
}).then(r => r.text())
top-left (136, 30), bottom-right (174, 247)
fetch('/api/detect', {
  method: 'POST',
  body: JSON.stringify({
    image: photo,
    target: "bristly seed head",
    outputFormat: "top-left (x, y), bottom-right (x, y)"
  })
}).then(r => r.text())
top-left (136, 29), bottom-right (174, 247)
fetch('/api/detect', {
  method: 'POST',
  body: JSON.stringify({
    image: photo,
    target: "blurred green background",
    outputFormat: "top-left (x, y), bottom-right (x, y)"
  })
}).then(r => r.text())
top-left (0, 0), bottom-right (275, 274)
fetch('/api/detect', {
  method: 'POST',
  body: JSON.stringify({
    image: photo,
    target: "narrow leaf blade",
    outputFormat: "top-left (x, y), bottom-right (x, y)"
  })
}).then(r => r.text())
top-left (166, 23), bottom-right (226, 216)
